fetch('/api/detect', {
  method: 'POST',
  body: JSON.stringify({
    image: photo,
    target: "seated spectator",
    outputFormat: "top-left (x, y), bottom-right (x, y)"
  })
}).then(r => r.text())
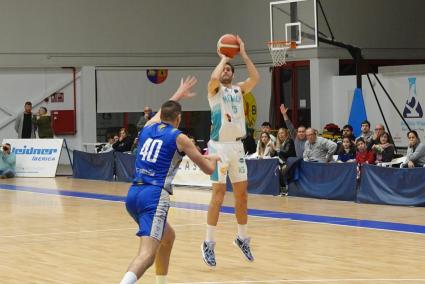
top-left (275, 128), bottom-right (296, 194)
top-left (372, 132), bottom-right (395, 164)
top-left (337, 137), bottom-right (356, 162)
top-left (0, 143), bottom-right (16, 178)
top-left (242, 128), bottom-right (256, 155)
top-left (341, 124), bottom-right (356, 142)
top-left (112, 128), bottom-right (133, 152)
top-left (260, 121), bottom-right (276, 143)
top-left (367, 123), bottom-right (394, 150)
top-left (401, 130), bottom-right (425, 168)
top-left (99, 133), bottom-right (116, 153)
top-left (275, 128), bottom-right (296, 162)
top-left (256, 131), bottom-right (275, 158)
top-left (35, 107), bottom-right (54, 138)
top-left (355, 137), bottom-right (375, 165)
top-left (356, 120), bottom-right (373, 143)
top-left (303, 128), bottom-right (337, 162)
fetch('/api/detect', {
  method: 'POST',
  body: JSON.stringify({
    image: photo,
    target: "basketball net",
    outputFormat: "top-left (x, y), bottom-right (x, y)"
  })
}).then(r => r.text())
top-left (267, 41), bottom-right (296, 67)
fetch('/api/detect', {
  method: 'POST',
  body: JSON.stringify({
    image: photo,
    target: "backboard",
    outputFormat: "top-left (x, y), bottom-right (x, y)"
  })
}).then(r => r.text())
top-left (270, 0), bottom-right (318, 49)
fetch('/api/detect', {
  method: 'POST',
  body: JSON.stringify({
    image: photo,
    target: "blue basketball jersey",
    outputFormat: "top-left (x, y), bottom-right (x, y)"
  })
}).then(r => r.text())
top-left (133, 122), bottom-right (183, 194)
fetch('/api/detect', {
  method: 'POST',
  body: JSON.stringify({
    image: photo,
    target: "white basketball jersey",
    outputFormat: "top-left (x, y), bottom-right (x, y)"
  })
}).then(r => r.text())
top-left (209, 85), bottom-right (246, 142)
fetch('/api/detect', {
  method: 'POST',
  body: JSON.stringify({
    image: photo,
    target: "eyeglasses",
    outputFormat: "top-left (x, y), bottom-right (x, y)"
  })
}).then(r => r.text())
top-left (375, 128), bottom-right (383, 131)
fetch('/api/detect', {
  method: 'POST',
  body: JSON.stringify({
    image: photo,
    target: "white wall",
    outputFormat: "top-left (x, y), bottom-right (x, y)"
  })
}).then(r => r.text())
top-left (310, 58), bottom-right (339, 130)
top-left (0, 0), bottom-right (424, 67)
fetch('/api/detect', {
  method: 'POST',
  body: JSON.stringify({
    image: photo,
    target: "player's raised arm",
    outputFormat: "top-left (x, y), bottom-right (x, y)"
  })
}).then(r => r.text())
top-left (208, 51), bottom-right (230, 97)
top-left (146, 75), bottom-right (197, 127)
top-left (236, 36), bottom-right (260, 94)
top-left (176, 134), bottom-right (220, 175)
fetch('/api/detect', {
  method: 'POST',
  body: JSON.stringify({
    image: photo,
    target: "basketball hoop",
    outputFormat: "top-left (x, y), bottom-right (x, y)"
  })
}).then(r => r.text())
top-left (267, 41), bottom-right (296, 66)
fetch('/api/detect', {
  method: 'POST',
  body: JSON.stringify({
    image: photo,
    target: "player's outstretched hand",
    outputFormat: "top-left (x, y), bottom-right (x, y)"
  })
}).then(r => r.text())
top-left (173, 75), bottom-right (198, 101)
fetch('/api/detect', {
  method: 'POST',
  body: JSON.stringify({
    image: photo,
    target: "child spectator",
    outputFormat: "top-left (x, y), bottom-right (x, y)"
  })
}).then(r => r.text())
top-left (356, 137), bottom-right (375, 165)
top-left (337, 137), bottom-right (356, 162)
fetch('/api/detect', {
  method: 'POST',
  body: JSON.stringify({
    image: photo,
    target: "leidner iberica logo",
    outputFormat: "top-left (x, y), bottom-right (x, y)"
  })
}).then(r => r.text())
top-left (12, 146), bottom-right (58, 161)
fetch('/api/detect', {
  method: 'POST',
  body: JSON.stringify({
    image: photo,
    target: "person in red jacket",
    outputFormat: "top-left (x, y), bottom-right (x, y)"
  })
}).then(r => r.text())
top-left (355, 137), bottom-right (375, 165)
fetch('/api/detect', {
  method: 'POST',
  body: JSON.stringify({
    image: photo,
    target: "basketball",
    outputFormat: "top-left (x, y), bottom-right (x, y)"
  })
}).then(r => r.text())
top-left (217, 34), bottom-right (240, 58)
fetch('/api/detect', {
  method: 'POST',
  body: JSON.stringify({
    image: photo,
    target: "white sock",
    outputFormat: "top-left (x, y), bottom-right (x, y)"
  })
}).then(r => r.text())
top-left (120, 271), bottom-right (137, 284)
top-left (206, 224), bottom-right (216, 242)
top-left (156, 275), bottom-right (167, 284)
top-left (237, 224), bottom-right (247, 240)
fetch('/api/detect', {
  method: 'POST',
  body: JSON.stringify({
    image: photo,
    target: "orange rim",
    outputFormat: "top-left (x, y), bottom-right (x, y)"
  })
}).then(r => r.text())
top-left (266, 41), bottom-right (297, 49)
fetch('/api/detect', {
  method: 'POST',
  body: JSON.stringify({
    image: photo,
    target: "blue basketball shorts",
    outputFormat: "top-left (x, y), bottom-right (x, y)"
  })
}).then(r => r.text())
top-left (125, 184), bottom-right (170, 241)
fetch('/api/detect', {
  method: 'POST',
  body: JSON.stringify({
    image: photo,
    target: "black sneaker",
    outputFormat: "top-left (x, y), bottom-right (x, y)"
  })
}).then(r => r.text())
top-left (233, 236), bottom-right (254, 262)
top-left (201, 241), bottom-right (216, 267)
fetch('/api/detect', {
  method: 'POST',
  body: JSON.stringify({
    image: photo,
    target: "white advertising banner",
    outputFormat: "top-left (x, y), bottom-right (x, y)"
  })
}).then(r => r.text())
top-left (2, 139), bottom-right (63, 177)
top-left (173, 156), bottom-right (212, 187)
top-left (385, 75), bottom-right (425, 147)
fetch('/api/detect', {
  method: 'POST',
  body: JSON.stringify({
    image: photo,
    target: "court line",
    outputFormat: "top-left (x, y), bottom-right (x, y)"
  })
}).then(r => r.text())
top-left (168, 279), bottom-right (425, 284)
top-left (1, 183), bottom-right (425, 236)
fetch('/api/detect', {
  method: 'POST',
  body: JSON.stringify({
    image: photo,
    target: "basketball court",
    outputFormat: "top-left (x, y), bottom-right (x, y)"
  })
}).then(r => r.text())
top-left (1, 177), bottom-right (425, 283)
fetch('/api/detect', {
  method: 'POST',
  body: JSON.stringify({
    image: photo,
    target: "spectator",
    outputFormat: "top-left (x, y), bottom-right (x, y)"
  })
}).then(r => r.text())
top-left (99, 133), bottom-right (116, 153)
top-left (260, 121), bottom-right (276, 143)
top-left (402, 130), bottom-right (425, 168)
top-left (356, 120), bottom-right (373, 143)
top-left (337, 137), bottom-right (356, 163)
top-left (355, 137), bottom-right (375, 165)
top-left (0, 143), bottom-right (16, 178)
top-left (279, 104), bottom-right (306, 158)
top-left (112, 128), bottom-right (133, 152)
top-left (14, 101), bottom-right (36, 138)
top-left (341, 124), bottom-right (356, 142)
top-left (35, 107), bottom-right (54, 138)
top-left (275, 128), bottom-right (296, 160)
top-left (242, 128), bottom-right (256, 155)
top-left (136, 106), bottom-right (154, 130)
top-left (303, 128), bottom-right (337, 163)
top-left (256, 131), bottom-right (275, 158)
top-left (276, 128), bottom-right (296, 194)
top-left (372, 132), bottom-right (395, 164)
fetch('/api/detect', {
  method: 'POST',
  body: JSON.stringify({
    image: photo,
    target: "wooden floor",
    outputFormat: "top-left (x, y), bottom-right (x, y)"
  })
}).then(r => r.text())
top-left (1, 177), bottom-right (425, 284)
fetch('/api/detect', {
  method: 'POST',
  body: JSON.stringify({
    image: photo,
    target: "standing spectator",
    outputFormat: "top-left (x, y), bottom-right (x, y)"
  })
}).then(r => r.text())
top-left (0, 143), bottom-right (16, 179)
top-left (14, 101), bottom-right (36, 138)
top-left (355, 138), bottom-right (375, 165)
top-left (336, 137), bottom-right (356, 162)
top-left (136, 106), bottom-right (154, 130)
top-left (256, 132), bottom-right (275, 158)
top-left (303, 128), bottom-right (337, 163)
top-left (112, 128), bottom-right (133, 152)
top-left (372, 132), bottom-right (395, 164)
top-left (279, 104), bottom-right (306, 158)
top-left (260, 122), bottom-right (276, 143)
top-left (402, 130), bottom-right (425, 168)
top-left (357, 120), bottom-right (373, 143)
top-left (35, 107), bottom-right (54, 138)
